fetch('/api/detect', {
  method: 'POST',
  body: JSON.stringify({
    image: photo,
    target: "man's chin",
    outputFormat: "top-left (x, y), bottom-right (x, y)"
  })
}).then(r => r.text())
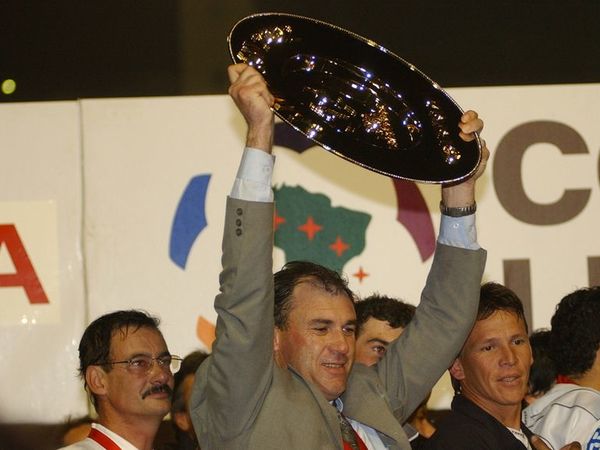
top-left (149, 403), bottom-right (171, 417)
top-left (321, 381), bottom-right (347, 401)
top-left (143, 396), bottom-right (172, 412)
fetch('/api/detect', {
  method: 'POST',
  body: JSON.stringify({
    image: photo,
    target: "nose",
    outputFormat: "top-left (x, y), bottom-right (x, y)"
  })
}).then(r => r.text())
top-left (499, 344), bottom-right (517, 366)
top-left (148, 359), bottom-right (172, 382)
top-left (328, 329), bottom-right (351, 355)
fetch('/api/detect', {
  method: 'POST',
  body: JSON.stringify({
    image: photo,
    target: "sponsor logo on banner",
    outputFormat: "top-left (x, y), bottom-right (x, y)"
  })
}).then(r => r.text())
top-left (0, 201), bottom-right (60, 325)
top-left (169, 174), bottom-right (211, 270)
top-left (273, 184), bottom-right (371, 273)
top-left (170, 126), bottom-right (437, 348)
top-left (274, 123), bottom-right (436, 262)
top-left (170, 176), bottom-right (214, 348)
top-left (0, 224), bottom-right (49, 304)
top-left (166, 89), bottom-right (600, 349)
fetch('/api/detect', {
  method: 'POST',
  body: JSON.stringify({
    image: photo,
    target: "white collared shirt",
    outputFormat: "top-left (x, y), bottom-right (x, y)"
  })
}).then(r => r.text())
top-left (523, 383), bottom-right (600, 450)
top-left (58, 423), bottom-right (141, 450)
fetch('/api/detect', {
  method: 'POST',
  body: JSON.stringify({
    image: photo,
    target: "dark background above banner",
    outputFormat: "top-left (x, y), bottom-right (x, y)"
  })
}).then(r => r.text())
top-left (1, 0), bottom-right (599, 102)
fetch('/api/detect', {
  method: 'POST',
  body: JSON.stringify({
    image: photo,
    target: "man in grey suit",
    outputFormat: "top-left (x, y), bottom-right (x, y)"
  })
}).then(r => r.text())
top-left (190, 64), bottom-right (489, 449)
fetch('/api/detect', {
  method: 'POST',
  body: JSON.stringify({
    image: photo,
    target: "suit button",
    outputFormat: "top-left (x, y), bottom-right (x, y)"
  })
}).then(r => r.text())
top-left (236, 208), bottom-right (243, 216)
top-left (235, 218), bottom-right (242, 226)
top-left (236, 228), bottom-right (242, 236)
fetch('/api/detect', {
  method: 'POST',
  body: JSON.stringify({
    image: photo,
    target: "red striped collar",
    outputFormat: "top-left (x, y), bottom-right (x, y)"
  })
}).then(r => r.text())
top-left (88, 427), bottom-right (122, 450)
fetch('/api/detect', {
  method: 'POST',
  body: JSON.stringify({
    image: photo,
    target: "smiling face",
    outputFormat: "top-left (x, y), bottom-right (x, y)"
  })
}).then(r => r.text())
top-left (355, 318), bottom-right (404, 367)
top-left (90, 326), bottom-right (174, 422)
top-left (450, 310), bottom-right (533, 425)
top-left (274, 281), bottom-right (357, 401)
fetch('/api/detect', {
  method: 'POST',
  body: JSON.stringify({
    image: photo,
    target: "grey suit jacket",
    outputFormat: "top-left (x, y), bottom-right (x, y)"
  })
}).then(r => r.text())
top-left (190, 197), bottom-right (486, 449)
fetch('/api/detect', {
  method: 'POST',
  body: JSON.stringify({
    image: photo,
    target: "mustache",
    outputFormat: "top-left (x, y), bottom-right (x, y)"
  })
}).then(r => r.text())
top-left (142, 384), bottom-right (173, 399)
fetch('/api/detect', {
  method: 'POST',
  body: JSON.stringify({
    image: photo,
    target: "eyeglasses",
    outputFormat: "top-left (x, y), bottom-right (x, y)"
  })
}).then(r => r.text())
top-left (95, 354), bottom-right (183, 374)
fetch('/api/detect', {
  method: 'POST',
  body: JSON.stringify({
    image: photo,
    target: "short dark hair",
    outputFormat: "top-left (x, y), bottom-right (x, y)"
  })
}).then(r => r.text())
top-left (171, 350), bottom-right (209, 416)
top-left (355, 294), bottom-right (415, 336)
top-left (274, 261), bottom-right (355, 329)
top-left (452, 282), bottom-right (528, 392)
top-left (78, 310), bottom-right (161, 405)
top-left (550, 286), bottom-right (600, 377)
top-left (476, 282), bottom-right (528, 331)
top-left (528, 328), bottom-right (556, 397)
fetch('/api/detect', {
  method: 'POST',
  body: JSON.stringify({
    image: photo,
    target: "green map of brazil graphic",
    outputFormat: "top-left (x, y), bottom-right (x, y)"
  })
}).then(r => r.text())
top-left (274, 185), bottom-right (371, 273)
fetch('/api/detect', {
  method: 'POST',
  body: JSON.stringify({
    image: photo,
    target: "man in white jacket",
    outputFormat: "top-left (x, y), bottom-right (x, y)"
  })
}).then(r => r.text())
top-left (523, 287), bottom-right (600, 450)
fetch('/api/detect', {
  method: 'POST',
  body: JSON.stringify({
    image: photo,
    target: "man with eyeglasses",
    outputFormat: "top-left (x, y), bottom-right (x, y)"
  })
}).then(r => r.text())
top-left (59, 310), bottom-right (182, 450)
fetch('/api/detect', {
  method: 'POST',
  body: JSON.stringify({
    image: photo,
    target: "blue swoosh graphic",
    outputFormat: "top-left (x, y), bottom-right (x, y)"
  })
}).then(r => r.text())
top-left (169, 174), bottom-right (211, 269)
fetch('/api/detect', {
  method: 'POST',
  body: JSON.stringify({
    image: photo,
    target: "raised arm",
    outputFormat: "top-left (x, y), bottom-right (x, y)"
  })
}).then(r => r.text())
top-left (373, 112), bottom-right (490, 419)
top-left (227, 63), bottom-right (275, 152)
top-left (190, 64), bottom-right (277, 444)
top-left (442, 110), bottom-right (487, 211)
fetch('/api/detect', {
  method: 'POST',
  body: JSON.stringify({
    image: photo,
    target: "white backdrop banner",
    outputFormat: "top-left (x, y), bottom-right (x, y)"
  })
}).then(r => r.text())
top-left (0, 83), bottom-right (598, 421)
top-left (0, 102), bottom-right (87, 423)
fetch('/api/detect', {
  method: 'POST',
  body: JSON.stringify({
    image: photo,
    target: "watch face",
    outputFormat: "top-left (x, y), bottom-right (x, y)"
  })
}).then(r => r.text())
top-left (229, 13), bottom-right (482, 184)
top-left (440, 202), bottom-right (477, 217)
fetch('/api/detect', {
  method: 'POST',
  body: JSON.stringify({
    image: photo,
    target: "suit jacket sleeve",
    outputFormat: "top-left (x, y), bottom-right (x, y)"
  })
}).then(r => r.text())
top-left (190, 197), bottom-right (275, 441)
top-left (376, 243), bottom-right (487, 421)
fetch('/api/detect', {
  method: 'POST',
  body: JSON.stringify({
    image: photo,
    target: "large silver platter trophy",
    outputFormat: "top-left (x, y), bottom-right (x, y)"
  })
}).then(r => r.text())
top-left (229, 13), bottom-right (482, 183)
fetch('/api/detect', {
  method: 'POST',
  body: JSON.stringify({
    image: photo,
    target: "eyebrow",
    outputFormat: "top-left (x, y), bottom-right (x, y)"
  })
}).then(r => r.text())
top-left (366, 338), bottom-right (390, 346)
top-left (308, 319), bottom-right (357, 327)
top-left (122, 350), bottom-right (170, 359)
top-left (511, 333), bottom-right (528, 340)
top-left (309, 319), bottom-right (334, 327)
top-left (476, 333), bottom-right (528, 346)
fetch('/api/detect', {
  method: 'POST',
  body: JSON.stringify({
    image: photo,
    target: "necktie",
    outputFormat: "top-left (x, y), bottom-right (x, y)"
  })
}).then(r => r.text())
top-left (337, 410), bottom-right (367, 450)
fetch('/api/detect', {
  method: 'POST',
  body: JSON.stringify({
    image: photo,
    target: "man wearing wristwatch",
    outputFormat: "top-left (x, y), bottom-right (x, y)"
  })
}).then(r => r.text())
top-left (190, 64), bottom-right (490, 449)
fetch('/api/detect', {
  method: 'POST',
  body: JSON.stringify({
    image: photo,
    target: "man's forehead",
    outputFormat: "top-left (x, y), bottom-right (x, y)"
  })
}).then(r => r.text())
top-left (111, 324), bottom-right (161, 338)
top-left (110, 325), bottom-right (166, 353)
top-left (360, 317), bottom-right (403, 336)
top-left (288, 289), bottom-right (355, 327)
top-left (468, 310), bottom-right (527, 341)
top-left (363, 317), bottom-right (401, 330)
top-left (294, 277), bottom-right (350, 297)
top-left (292, 281), bottom-right (353, 305)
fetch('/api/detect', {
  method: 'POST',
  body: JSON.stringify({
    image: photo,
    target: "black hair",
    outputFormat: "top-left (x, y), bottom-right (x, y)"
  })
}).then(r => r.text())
top-left (355, 294), bottom-right (415, 336)
top-left (476, 282), bottom-right (528, 332)
top-left (527, 328), bottom-right (556, 397)
top-left (549, 286), bottom-right (600, 377)
top-left (274, 260), bottom-right (355, 329)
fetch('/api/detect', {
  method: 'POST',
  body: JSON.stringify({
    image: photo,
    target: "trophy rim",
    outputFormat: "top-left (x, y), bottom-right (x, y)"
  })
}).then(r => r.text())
top-left (228, 12), bottom-right (482, 184)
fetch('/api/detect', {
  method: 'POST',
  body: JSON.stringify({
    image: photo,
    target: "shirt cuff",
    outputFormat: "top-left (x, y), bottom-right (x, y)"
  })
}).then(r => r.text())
top-left (438, 214), bottom-right (479, 250)
top-left (231, 147), bottom-right (275, 202)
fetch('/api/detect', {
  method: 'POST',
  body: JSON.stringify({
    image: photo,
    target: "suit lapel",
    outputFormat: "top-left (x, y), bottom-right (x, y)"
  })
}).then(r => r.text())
top-left (288, 365), bottom-right (344, 450)
top-left (342, 366), bottom-right (407, 446)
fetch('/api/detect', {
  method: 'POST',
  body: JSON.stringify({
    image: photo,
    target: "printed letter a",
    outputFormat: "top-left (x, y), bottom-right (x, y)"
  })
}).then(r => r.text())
top-left (0, 224), bottom-right (49, 304)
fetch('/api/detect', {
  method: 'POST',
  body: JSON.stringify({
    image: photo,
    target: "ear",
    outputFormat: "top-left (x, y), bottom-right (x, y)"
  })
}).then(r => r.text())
top-left (86, 365), bottom-right (109, 397)
top-left (273, 327), bottom-right (282, 352)
top-left (449, 358), bottom-right (466, 381)
top-left (273, 328), bottom-right (287, 368)
top-left (173, 410), bottom-right (192, 432)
